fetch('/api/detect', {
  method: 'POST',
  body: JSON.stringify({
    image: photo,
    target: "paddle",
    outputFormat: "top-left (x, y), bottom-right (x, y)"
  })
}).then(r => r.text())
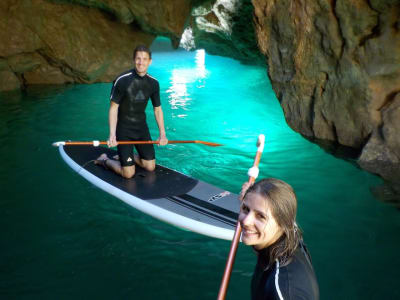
top-left (52, 140), bottom-right (222, 147)
top-left (217, 134), bottom-right (265, 300)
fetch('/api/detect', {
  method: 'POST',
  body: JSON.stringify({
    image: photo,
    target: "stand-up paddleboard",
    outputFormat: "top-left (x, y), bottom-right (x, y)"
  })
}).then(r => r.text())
top-left (58, 145), bottom-right (239, 240)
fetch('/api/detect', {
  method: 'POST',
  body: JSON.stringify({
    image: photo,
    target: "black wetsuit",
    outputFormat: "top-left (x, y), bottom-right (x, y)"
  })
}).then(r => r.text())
top-left (110, 69), bottom-right (161, 166)
top-left (251, 242), bottom-right (319, 300)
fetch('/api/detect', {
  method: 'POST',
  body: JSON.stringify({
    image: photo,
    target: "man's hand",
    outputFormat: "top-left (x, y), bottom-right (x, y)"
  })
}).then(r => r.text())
top-left (158, 135), bottom-right (168, 146)
top-left (108, 135), bottom-right (118, 148)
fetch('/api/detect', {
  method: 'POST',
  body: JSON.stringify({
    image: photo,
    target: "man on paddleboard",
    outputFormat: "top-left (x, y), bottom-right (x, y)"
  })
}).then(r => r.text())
top-left (95, 45), bottom-right (168, 178)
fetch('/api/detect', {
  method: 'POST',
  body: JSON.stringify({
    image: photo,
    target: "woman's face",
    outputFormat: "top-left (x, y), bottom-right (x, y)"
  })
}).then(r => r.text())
top-left (239, 192), bottom-right (283, 250)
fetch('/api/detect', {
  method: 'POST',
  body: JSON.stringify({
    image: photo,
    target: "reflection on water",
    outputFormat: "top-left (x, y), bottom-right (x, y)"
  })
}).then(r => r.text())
top-left (167, 69), bottom-right (190, 112)
top-left (166, 49), bottom-right (208, 118)
top-left (195, 49), bottom-right (207, 86)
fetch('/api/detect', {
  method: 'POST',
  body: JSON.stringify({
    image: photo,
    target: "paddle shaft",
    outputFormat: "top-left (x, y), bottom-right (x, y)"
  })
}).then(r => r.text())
top-left (53, 140), bottom-right (222, 147)
top-left (217, 139), bottom-right (264, 300)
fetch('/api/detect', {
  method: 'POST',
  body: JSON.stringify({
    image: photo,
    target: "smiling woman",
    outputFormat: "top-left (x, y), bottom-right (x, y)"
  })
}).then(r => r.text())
top-left (239, 179), bottom-right (320, 300)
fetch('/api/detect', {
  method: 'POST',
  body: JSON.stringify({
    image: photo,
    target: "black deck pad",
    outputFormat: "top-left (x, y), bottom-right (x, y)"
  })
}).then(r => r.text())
top-left (62, 145), bottom-right (240, 237)
top-left (64, 145), bottom-right (199, 200)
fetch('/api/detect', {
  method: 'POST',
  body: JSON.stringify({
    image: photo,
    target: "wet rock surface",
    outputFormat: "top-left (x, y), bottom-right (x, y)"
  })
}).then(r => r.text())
top-left (186, 0), bottom-right (264, 64)
top-left (252, 0), bottom-right (400, 198)
top-left (0, 0), bottom-right (193, 89)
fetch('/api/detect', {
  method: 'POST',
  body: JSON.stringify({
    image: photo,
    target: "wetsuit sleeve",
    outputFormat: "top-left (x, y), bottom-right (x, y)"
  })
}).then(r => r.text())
top-left (150, 80), bottom-right (161, 107)
top-left (110, 80), bottom-right (124, 104)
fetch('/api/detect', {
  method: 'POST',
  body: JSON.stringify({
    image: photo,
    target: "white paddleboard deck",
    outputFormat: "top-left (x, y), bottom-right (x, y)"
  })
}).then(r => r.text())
top-left (59, 145), bottom-right (239, 240)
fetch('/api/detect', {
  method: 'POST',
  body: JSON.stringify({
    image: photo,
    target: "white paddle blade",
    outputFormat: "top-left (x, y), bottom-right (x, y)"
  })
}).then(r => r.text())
top-left (257, 134), bottom-right (265, 152)
top-left (52, 141), bottom-right (65, 147)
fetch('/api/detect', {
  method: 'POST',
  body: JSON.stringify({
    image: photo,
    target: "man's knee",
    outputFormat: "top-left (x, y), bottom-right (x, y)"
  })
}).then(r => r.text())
top-left (121, 166), bottom-right (135, 179)
top-left (143, 160), bottom-right (156, 172)
top-left (146, 164), bottom-right (156, 172)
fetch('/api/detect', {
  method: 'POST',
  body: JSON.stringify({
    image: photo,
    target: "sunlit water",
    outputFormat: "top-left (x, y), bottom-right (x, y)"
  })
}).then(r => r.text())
top-left (1, 38), bottom-right (399, 299)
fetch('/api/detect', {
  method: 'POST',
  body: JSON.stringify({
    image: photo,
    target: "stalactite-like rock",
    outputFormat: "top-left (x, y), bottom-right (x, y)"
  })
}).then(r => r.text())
top-left (187, 0), bottom-right (264, 64)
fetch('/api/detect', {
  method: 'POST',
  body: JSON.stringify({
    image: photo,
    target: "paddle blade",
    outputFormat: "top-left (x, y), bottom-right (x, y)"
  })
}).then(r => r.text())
top-left (194, 141), bottom-right (223, 147)
top-left (257, 134), bottom-right (265, 147)
top-left (52, 141), bottom-right (66, 147)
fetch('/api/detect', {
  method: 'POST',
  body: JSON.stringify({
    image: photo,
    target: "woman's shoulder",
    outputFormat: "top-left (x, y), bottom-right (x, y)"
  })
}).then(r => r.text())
top-left (276, 245), bottom-right (319, 299)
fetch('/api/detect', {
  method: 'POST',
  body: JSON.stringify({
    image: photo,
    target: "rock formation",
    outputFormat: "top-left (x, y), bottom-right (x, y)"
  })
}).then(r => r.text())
top-left (252, 0), bottom-right (400, 198)
top-left (0, 0), bottom-right (193, 91)
top-left (183, 0), bottom-right (264, 64)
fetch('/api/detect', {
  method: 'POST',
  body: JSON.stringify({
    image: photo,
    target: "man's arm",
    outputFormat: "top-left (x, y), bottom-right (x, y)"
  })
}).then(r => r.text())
top-left (153, 106), bottom-right (168, 146)
top-left (108, 101), bottom-right (119, 147)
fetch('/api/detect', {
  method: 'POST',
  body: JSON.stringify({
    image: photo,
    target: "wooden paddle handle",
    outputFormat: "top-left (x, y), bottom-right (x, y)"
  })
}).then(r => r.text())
top-left (217, 222), bottom-right (242, 300)
top-left (52, 140), bottom-right (222, 147)
top-left (217, 134), bottom-right (265, 300)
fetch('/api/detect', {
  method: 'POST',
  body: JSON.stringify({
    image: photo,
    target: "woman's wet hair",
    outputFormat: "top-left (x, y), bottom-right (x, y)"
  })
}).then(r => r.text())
top-left (245, 178), bottom-right (302, 266)
top-left (133, 44), bottom-right (152, 60)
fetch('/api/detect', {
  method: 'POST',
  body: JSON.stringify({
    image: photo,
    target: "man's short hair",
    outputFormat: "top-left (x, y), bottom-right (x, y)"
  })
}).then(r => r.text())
top-left (133, 45), bottom-right (152, 60)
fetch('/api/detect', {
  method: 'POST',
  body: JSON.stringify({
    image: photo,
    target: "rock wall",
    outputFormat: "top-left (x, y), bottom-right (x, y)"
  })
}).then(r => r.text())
top-left (0, 0), bottom-right (193, 91)
top-left (252, 0), bottom-right (400, 192)
top-left (185, 0), bottom-right (264, 64)
top-left (47, 0), bottom-right (193, 45)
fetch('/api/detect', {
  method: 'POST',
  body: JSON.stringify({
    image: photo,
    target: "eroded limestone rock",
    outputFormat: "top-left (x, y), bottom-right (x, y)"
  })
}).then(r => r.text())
top-left (47, 0), bottom-right (192, 44)
top-left (184, 0), bottom-right (264, 64)
top-left (0, 70), bottom-right (21, 91)
top-left (0, 0), bottom-right (194, 91)
top-left (252, 0), bottom-right (400, 190)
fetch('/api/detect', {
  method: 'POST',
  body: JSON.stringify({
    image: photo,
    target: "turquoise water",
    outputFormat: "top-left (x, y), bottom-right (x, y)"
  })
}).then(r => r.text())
top-left (1, 38), bottom-right (399, 299)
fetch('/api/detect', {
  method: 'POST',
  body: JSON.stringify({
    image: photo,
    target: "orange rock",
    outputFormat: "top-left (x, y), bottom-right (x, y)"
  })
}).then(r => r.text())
top-left (0, 0), bottom-right (194, 90)
top-left (0, 70), bottom-right (21, 91)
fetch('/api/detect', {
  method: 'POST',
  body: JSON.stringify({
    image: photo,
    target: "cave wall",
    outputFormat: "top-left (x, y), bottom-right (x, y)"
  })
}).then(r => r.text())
top-left (187, 0), bottom-right (264, 64)
top-left (251, 0), bottom-right (400, 187)
top-left (0, 0), bottom-right (193, 91)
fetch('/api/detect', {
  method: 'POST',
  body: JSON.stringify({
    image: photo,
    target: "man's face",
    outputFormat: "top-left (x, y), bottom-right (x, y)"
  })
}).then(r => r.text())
top-left (134, 51), bottom-right (152, 76)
